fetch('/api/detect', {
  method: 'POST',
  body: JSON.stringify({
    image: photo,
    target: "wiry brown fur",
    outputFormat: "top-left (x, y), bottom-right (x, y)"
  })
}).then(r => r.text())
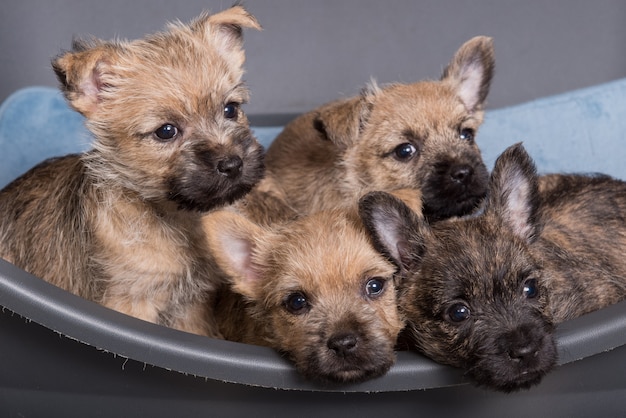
top-left (203, 203), bottom-right (407, 384)
top-left (359, 144), bottom-right (626, 392)
top-left (0, 6), bottom-right (263, 337)
top-left (229, 173), bottom-right (299, 226)
top-left (265, 36), bottom-right (494, 221)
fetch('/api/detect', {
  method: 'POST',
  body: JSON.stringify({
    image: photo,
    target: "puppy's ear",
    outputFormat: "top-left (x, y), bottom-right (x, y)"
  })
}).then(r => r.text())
top-left (204, 5), bottom-right (262, 30)
top-left (52, 39), bottom-right (120, 117)
top-left (358, 191), bottom-right (429, 272)
top-left (192, 6), bottom-right (261, 69)
top-left (203, 210), bottom-right (265, 300)
top-left (312, 81), bottom-right (379, 150)
top-left (441, 36), bottom-right (495, 113)
top-left (487, 143), bottom-right (541, 242)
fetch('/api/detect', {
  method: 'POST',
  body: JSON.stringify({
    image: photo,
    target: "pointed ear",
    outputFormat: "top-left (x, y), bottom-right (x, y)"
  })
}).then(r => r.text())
top-left (358, 191), bottom-right (429, 271)
top-left (203, 210), bottom-right (265, 300)
top-left (51, 38), bottom-right (120, 117)
top-left (312, 81), bottom-right (379, 150)
top-left (487, 143), bottom-right (541, 242)
top-left (441, 36), bottom-right (495, 113)
top-left (192, 5), bottom-right (261, 69)
top-left (204, 5), bottom-right (261, 29)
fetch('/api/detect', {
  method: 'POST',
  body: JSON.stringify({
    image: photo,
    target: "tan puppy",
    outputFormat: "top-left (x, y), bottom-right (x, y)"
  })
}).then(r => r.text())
top-left (203, 197), bottom-right (416, 383)
top-left (0, 7), bottom-right (263, 337)
top-left (265, 36), bottom-right (495, 221)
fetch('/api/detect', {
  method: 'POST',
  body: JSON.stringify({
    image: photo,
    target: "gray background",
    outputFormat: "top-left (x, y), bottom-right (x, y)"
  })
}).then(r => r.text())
top-left (2, 0), bottom-right (626, 117)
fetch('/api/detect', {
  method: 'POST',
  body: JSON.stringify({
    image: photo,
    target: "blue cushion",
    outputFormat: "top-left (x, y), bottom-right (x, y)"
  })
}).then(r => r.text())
top-left (2, 79), bottom-right (626, 189)
top-left (479, 78), bottom-right (626, 177)
top-left (0, 87), bottom-right (89, 188)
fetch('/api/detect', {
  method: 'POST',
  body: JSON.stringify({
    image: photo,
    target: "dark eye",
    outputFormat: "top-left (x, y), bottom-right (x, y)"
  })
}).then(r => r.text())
top-left (154, 124), bottom-right (179, 141)
top-left (446, 303), bottom-right (471, 323)
top-left (284, 292), bottom-right (309, 315)
top-left (365, 277), bottom-right (386, 298)
top-left (459, 128), bottom-right (475, 142)
top-left (393, 143), bottom-right (417, 161)
top-left (224, 102), bottom-right (240, 119)
top-left (523, 278), bottom-right (539, 299)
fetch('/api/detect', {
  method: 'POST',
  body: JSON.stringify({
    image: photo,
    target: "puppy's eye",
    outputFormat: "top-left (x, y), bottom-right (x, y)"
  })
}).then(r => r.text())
top-left (284, 292), bottom-right (309, 315)
top-left (446, 303), bottom-right (471, 323)
top-left (224, 102), bottom-right (240, 119)
top-left (154, 124), bottom-right (179, 141)
top-left (365, 277), bottom-right (386, 298)
top-left (459, 128), bottom-right (475, 142)
top-left (523, 278), bottom-right (539, 299)
top-left (393, 143), bottom-right (417, 161)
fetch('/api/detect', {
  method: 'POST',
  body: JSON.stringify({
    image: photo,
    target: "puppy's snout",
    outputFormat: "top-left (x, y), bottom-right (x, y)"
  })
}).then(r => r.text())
top-left (327, 333), bottom-right (358, 357)
top-left (505, 325), bottom-right (541, 364)
top-left (217, 156), bottom-right (243, 178)
top-left (450, 164), bottom-right (473, 185)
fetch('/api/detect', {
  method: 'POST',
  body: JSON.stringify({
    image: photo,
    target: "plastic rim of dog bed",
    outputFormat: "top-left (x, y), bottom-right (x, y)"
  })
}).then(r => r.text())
top-left (1, 257), bottom-right (626, 393)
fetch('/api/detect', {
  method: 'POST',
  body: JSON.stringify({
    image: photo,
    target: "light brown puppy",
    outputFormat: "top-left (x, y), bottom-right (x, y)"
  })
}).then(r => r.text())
top-left (0, 7), bottom-right (263, 337)
top-left (203, 197), bottom-right (414, 383)
top-left (265, 36), bottom-right (494, 221)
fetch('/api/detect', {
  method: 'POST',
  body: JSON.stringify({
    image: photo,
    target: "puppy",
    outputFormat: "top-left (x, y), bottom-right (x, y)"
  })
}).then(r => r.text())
top-left (203, 203), bottom-right (408, 384)
top-left (265, 36), bottom-right (494, 221)
top-left (0, 7), bottom-right (263, 337)
top-left (359, 143), bottom-right (626, 392)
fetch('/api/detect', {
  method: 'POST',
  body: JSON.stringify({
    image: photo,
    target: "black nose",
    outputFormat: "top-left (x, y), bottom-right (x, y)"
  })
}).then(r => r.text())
top-left (506, 325), bottom-right (541, 363)
top-left (509, 342), bottom-right (538, 362)
top-left (217, 156), bottom-right (243, 178)
top-left (327, 333), bottom-right (358, 357)
top-left (450, 164), bottom-right (473, 184)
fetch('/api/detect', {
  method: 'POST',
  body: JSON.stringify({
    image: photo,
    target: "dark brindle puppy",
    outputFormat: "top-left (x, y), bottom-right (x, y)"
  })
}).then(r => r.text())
top-left (359, 143), bottom-right (626, 392)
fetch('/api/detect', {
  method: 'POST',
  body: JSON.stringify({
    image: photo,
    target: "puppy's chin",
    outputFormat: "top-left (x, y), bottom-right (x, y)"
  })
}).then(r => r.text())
top-left (294, 343), bottom-right (396, 384)
top-left (422, 193), bottom-right (486, 222)
top-left (168, 179), bottom-right (258, 212)
top-left (467, 334), bottom-right (558, 392)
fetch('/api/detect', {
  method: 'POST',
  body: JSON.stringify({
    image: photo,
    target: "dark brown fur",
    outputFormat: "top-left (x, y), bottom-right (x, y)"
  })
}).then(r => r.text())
top-left (0, 7), bottom-right (263, 337)
top-left (265, 36), bottom-right (494, 221)
top-left (203, 206), bottom-right (405, 384)
top-left (359, 143), bottom-right (626, 392)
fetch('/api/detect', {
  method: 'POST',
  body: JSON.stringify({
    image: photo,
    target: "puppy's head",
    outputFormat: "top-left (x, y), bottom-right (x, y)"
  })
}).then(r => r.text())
top-left (204, 209), bottom-right (404, 384)
top-left (315, 36), bottom-right (494, 221)
top-left (359, 144), bottom-right (559, 392)
top-left (52, 6), bottom-right (264, 211)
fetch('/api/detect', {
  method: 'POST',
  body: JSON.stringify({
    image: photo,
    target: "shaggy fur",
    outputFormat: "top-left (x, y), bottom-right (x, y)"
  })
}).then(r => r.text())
top-left (203, 203), bottom-right (408, 384)
top-left (265, 36), bottom-right (494, 221)
top-left (359, 143), bottom-right (626, 392)
top-left (0, 7), bottom-right (263, 336)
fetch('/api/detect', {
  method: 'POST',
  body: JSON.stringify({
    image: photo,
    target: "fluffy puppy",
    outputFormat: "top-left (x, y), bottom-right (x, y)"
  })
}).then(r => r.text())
top-left (359, 144), bottom-right (626, 391)
top-left (0, 7), bottom-right (263, 336)
top-left (204, 202), bottom-right (410, 384)
top-left (265, 36), bottom-right (494, 221)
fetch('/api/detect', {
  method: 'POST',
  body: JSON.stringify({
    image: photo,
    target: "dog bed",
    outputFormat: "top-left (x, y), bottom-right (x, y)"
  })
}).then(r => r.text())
top-left (1, 82), bottom-right (626, 417)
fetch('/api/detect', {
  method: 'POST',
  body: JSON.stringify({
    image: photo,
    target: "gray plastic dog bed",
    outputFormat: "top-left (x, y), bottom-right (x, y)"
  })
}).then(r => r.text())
top-left (1, 81), bottom-right (626, 417)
